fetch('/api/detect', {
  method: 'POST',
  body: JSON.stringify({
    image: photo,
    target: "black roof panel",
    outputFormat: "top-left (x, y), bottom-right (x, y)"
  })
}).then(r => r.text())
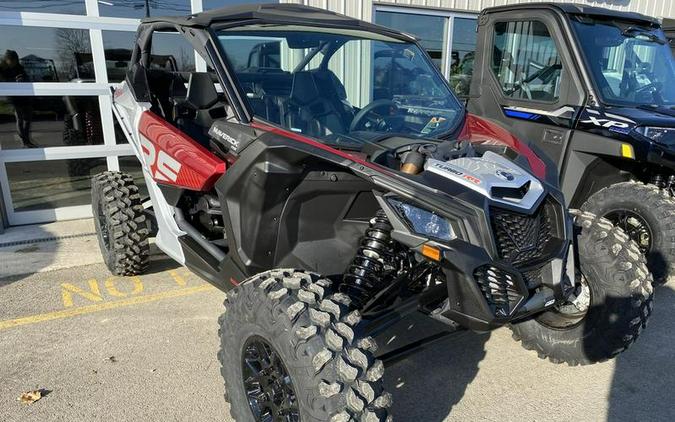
top-left (141, 3), bottom-right (414, 40)
top-left (481, 2), bottom-right (659, 26)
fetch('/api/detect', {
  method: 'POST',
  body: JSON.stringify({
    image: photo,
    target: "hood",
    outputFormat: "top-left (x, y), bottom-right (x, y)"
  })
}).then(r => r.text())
top-left (604, 105), bottom-right (675, 128)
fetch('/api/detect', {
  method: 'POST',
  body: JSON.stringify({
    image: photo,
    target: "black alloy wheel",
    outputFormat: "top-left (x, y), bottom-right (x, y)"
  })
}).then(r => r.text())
top-left (581, 181), bottom-right (675, 284)
top-left (604, 209), bottom-right (652, 254)
top-left (242, 336), bottom-right (300, 422)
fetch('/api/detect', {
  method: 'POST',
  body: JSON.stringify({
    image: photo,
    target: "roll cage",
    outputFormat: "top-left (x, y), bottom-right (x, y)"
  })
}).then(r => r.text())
top-left (126, 5), bottom-right (466, 140)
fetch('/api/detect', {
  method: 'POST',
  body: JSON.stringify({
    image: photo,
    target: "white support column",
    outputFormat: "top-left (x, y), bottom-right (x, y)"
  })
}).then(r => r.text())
top-left (192, 0), bottom-right (208, 72)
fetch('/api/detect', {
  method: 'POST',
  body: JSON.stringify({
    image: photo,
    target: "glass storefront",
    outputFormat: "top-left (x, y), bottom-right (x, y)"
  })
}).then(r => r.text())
top-left (375, 11), bottom-right (448, 72)
top-left (0, 1), bottom-right (275, 227)
top-left (375, 8), bottom-right (478, 97)
top-left (6, 158), bottom-right (107, 212)
top-left (0, 26), bottom-right (93, 83)
top-left (0, 96), bottom-right (104, 150)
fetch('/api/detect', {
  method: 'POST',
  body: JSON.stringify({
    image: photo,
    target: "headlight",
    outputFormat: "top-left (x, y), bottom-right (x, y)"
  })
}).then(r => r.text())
top-left (635, 126), bottom-right (675, 145)
top-left (388, 198), bottom-right (456, 241)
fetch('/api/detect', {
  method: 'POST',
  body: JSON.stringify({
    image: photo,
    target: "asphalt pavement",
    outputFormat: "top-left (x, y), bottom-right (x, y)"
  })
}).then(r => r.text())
top-left (1, 255), bottom-right (674, 421)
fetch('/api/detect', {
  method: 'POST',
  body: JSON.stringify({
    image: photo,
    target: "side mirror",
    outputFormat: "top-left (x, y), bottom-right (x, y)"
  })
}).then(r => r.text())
top-left (184, 72), bottom-right (219, 110)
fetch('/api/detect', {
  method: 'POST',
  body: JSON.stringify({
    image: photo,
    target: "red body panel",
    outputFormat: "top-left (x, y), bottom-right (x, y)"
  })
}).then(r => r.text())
top-left (458, 113), bottom-right (546, 179)
top-left (138, 111), bottom-right (226, 191)
top-left (250, 121), bottom-right (387, 173)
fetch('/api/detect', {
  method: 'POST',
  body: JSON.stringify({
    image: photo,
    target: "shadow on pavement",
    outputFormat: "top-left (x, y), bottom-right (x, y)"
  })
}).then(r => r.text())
top-left (0, 224), bottom-right (52, 285)
top-left (377, 311), bottom-right (489, 421)
top-left (607, 284), bottom-right (675, 421)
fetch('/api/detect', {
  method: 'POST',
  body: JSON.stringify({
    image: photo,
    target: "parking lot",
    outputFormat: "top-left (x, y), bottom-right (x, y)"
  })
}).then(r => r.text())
top-left (1, 235), bottom-right (674, 422)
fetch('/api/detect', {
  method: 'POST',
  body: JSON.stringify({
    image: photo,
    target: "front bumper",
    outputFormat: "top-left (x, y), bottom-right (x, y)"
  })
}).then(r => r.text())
top-left (645, 141), bottom-right (675, 171)
top-left (417, 238), bottom-right (573, 331)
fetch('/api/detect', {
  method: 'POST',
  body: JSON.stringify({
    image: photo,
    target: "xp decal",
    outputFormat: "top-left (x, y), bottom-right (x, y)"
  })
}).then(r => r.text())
top-left (579, 109), bottom-right (636, 134)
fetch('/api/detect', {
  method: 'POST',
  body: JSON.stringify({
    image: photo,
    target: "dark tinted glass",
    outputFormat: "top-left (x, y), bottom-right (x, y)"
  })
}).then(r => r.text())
top-left (151, 32), bottom-right (195, 72)
top-left (102, 31), bottom-right (136, 83)
top-left (0, 0), bottom-right (85, 15)
top-left (0, 26), bottom-right (92, 83)
top-left (0, 96), bottom-right (104, 149)
top-left (572, 20), bottom-right (675, 106)
top-left (6, 158), bottom-right (107, 212)
top-left (98, 0), bottom-right (190, 19)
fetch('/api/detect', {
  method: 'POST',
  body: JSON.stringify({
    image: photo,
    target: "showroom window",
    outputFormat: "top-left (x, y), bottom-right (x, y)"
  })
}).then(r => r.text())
top-left (374, 7), bottom-right (477, 96)
top-left (492, 20), bottom-right (562, 102)
top-left (98, 0), bottom-right (191, 19)
top-left (0, 26), bottom-right (93, 83)
top-left (0, 1), bottom-right (277, 227)
top-left (0, 0), bottom-right (86, 15)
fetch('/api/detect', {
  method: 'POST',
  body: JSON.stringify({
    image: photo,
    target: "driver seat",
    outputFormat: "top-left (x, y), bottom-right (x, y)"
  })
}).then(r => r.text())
top-left (284, 71), bottom-right (347, 137)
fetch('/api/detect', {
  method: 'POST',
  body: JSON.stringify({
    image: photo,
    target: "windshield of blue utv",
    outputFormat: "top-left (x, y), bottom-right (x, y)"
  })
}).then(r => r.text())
top-left (572, 18), bottom-right (675, 106)
top-left (216, 25), bottom-right (462, 147)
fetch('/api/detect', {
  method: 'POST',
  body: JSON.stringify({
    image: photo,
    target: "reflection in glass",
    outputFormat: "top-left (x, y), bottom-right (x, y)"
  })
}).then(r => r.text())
top-left (98, 0), bottom-right (190, 19)
top-left (7, 158), bottom-right (107, 212)
top-left (119, 156), bottom-right (149, 199)
top-left (492, 21), bottom-right (562, 102)
top-left (151, 32), bottom-right (195, 72)
top-left (0, 96), bottom-right (104, 149)
top-left (102, 31), bottom-right (137, 83)
top-left (375, 11), bottom-right (447, 72)
top-left (0, 26), bottom-right (92, 83)
top-left (449, 18), bottom-right (478, 96)
top-left (0, 0), bottom-right (85, 15)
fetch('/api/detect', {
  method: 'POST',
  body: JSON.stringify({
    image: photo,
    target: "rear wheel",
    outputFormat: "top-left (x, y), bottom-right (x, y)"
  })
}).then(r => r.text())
top-left (218, 269), bottom-right (391, 421)
top-left (91, 171), bottom-right (149, 276)
top-left (510, 210), bottom-right (653, 365)
top-left (581, 181), bottom-right (675, 284)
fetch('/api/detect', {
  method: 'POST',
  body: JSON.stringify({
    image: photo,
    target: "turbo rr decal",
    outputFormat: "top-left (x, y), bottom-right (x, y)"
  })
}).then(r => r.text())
top-left (138, 111), bottom-right (226, 191)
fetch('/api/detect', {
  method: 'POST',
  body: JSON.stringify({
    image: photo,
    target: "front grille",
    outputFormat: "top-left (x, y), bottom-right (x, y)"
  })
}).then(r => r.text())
top-left (474, 265), bottom-right (524, 317)
top-left (521, 266), bottom-right (544, 289)
top-left (490, 199), bottom-right (554, 267)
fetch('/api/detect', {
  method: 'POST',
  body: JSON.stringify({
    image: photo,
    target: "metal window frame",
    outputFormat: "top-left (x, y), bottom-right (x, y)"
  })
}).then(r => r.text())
top-left (0, 2), bottom-right (142, 225)
top-left (0, 0), bottom-right (276, 227)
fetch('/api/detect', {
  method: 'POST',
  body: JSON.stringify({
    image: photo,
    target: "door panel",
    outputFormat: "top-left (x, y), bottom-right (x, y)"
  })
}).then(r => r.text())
top-left (469, 10), bottom-right (586, 175)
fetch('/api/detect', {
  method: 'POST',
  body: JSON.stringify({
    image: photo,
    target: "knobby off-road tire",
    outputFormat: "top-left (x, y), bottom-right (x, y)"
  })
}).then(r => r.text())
top-left (218, 269), bottom-right (391, 422)
top-left (581, 181), bottom-right (675, 284)
top-left (91, 171), bottom-right (149, 276)
top-left (510, 210), bottom-right (654, 366)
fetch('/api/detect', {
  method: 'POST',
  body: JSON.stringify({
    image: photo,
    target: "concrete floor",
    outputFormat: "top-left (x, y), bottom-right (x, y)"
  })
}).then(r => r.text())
top-left (1, 251), bottom-right (674, 421)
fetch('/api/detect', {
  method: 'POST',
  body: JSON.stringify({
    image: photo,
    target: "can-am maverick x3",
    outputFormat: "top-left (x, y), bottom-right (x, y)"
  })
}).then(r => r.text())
top-left (94, 4), bottom-right (653, 421)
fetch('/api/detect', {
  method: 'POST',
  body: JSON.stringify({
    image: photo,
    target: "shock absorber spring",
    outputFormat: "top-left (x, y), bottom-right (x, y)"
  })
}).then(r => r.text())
top-left (652, 174), bottom-right (666, 189)
top-left (340, 210), bottom-right (394, 308)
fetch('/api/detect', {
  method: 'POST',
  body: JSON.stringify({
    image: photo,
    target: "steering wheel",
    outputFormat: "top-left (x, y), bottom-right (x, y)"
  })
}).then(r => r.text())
top-left (349, 99), bottom-right (398, 133)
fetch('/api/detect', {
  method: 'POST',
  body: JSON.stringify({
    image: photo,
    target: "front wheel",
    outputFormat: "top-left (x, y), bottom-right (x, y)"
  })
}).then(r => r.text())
top-left (218, 269), bottom-right (391, 422)
top-left (510, 210), bottom-right (653, 366)
top-left (581, 181), bottom-right (675, 284)
top-left (91, 171), bottom-right (149, 276)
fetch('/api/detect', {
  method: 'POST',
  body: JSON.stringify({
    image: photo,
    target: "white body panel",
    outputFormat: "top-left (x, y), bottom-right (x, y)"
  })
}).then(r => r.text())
top-left (112, 83), bottom-right (186, 264)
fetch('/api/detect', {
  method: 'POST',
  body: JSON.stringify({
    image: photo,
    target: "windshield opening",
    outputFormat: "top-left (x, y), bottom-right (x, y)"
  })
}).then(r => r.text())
top-left (571, 17), bottom-right (675, 107)
top-left (215, 25), bottom-right (462, 148)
